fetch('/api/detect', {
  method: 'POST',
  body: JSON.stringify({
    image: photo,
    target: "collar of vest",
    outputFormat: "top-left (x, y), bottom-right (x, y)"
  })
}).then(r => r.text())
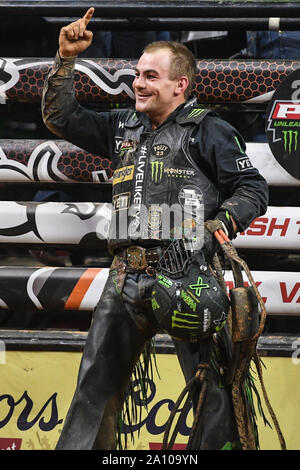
top-left (124, 110), bottom-right (142, 128)
top-left (175, 97), bottom-right (213, 125)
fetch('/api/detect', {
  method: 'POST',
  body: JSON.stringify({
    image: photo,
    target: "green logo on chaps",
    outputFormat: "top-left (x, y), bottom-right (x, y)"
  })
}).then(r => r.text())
top-left (157, 274), bottom-right (173, 288)
top-left (172, 310), bottom-right (201, 331)
top-left (282, 130), bottom-right (298, 153)
top-left (188, 276), bottom-right (210, 297)
top-left (181, 289), bottom-right (197, 312)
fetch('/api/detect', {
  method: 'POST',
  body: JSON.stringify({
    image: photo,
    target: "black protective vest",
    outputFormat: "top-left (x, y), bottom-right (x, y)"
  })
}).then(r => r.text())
top-left (108, 104), bottom-right (222, 252)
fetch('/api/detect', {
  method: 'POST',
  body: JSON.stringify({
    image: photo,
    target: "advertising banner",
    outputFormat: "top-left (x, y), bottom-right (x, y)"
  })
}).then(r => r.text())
top-left (0, 57), bottom-right (299, 105)
top-left (0, 267), bottom-right (299, 316)
top-left (234, 206), bottom-right (300, 250)
top-left (0, 139), bottom-right (114, 184)
top-left (246, 142), bottom-right (300, 186)
top-left (0, 202), bottom-right (298, 250)
top-left (225, 270), bottom-right (300, 315)
top-left (0, 201), bottom-right (110, 247)
top-left (266, 68), bottom-right (300, 181)
top-left (0, 350), bottom-right (298, 451)
top-left (0, 139), bottom-right (298, 187)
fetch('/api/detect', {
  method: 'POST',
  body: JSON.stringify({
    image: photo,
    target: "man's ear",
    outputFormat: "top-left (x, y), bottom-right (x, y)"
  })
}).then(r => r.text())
top-left (174, 76), bottom-right (189, 96)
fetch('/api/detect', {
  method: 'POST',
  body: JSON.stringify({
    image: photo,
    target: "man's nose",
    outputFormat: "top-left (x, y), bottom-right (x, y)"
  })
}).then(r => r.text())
top-left (134, 75), bottom-right (146, 88)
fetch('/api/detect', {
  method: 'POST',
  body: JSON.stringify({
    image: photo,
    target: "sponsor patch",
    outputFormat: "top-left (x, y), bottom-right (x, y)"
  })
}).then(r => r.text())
top-left (181, 289), bottom-right (197, 312)
top-left (116, 139), bottom-right (138, 160)
top-left (203, 308), bottom-right (211, 333)
top-left (150, 160), bottom-right (164, 182)
top-left (113, 165), bottom-right (134, 185)
top-left (178, 185), bottom-right (204, 213)
top-left (114, 136), bottom-right (124, 153)
top-left (213, 311), bottom-right (227, 331)
top-left (112, 192), bottom-right (131, 211)
top-left (148, 206), bottom-right (162, 230)
top-left (165, 167), bottom-right (195, 179)
top-left (236, 156), bottom-right (254, 171)
top-left (188, 276), bottom-right (210, 297)
top-left (151, 144), bottom-right (170, 158)
top-left (171, 310), bottom-right (201, 331)
top-left (157, 274), bottom-right (173, 288)
top-left (120, 140), bottom-right (138, 151)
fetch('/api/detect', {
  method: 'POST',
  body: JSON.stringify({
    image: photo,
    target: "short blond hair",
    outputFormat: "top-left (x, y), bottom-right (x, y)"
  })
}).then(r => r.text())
top-left (143, 41), bottom-right (196, 99)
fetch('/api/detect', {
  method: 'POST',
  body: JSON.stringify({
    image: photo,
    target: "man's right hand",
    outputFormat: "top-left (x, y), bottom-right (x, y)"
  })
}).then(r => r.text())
top-left (59, 7), bottom-right (95, 58)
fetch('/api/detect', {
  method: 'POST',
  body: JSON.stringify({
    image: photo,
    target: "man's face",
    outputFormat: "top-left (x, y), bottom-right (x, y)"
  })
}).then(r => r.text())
top-left (133, 49), bottom-right (184, 125)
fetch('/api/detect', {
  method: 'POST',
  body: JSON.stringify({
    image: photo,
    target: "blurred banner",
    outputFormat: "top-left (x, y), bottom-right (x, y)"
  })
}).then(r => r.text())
top-left (0, 57), bottom-right (299, 105)
top-left (234, 206), bottom-right (300, 250)
top-left (0, 350), bottom-right (298, 450)
top-left (0, 267), bottom-right (299, 315)
top-left (0, 140), bottom-right (299, 186)
top-left (0, 203), bottom-right (298, 250)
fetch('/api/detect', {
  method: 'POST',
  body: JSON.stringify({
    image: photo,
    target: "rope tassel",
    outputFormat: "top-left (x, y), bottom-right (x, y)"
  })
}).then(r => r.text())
top-left (161, 221), bottom-right (286, 451)
top-left (211, 226), bottom-right (286, 451)
top-left (162, 363), bottom-right (209, 451)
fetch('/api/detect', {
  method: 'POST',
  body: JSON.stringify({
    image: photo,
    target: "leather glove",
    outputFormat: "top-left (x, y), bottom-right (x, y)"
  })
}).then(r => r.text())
top-left (203, 210), bottom-right (234, 263)
top-left (215, 210), bottom-right (235, 239)
top-left (203, 226), bottom-right (219, 263)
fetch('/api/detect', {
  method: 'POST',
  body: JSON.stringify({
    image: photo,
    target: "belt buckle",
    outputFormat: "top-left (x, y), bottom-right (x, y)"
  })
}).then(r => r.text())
top-left (126, 246), bottom-right (147, 270)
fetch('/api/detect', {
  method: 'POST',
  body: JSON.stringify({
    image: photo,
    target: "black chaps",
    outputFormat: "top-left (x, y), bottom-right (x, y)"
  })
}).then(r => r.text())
top-left (56, 259), bottom-right (239, 450)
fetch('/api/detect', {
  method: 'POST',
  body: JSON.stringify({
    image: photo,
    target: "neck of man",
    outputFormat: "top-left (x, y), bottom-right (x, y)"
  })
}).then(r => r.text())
top-left (148, 98), bottom-right (186, 130)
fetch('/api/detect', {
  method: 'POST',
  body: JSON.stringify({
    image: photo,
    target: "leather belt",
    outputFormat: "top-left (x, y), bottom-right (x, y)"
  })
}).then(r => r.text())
top-left (116, 245), bottom-right (163, 275)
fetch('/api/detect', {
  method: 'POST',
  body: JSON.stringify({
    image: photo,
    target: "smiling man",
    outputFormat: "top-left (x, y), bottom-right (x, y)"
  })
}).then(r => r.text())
top-left (42, 8), bottom-right (268, 450)
top-left (133, 44), bottom-right (191, 128)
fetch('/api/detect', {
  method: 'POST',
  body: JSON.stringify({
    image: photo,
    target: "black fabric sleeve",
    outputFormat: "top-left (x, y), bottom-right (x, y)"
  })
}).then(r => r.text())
top-left (41, 51), bottom-right (123, 158)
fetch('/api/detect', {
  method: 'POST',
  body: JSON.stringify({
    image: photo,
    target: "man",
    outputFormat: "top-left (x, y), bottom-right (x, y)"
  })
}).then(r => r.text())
top-left (42, 8), bottom-right (268, 450)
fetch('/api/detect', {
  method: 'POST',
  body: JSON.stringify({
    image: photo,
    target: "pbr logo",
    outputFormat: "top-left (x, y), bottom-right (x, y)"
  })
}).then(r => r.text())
top-left (266, 69), bottom-right (300, 179)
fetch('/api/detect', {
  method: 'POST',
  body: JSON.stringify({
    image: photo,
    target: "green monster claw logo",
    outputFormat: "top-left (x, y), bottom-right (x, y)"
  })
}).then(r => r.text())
top-left (282, 130), bottom-right (298, 153)
top-left (151, 161), bottom-right (163, 182)
top-left (172, 309), bottom-right (201, 331)
top-left (151, 294), bottom-right (160, 311)
top-left (188, 108), bottom-right (205, 118)
top-left (188, 276), bottom-right (210, 297)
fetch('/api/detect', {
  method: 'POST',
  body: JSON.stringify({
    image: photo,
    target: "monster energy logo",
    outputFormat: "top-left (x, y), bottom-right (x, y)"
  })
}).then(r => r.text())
top-left (188, 108), bottom-right (205, 118)
top-left (157, 274), bottom-right (173, 288)
top-left (151, 161), bottom-right (163, 182)
top-left (282, 130), bottom-right (298, 153)
top-left (181, 289), bottom-right (197, 312)
top-left (172, 309), bottom-right (201, 331)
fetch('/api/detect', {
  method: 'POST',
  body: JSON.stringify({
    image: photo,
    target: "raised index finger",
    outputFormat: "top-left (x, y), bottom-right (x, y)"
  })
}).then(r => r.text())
top-left (83, 7), bottom-right (95, 25)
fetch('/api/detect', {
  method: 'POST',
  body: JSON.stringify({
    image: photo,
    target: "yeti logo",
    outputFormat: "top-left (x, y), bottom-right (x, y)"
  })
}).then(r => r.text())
top-left (236, 156), bottom-right (254, 171)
